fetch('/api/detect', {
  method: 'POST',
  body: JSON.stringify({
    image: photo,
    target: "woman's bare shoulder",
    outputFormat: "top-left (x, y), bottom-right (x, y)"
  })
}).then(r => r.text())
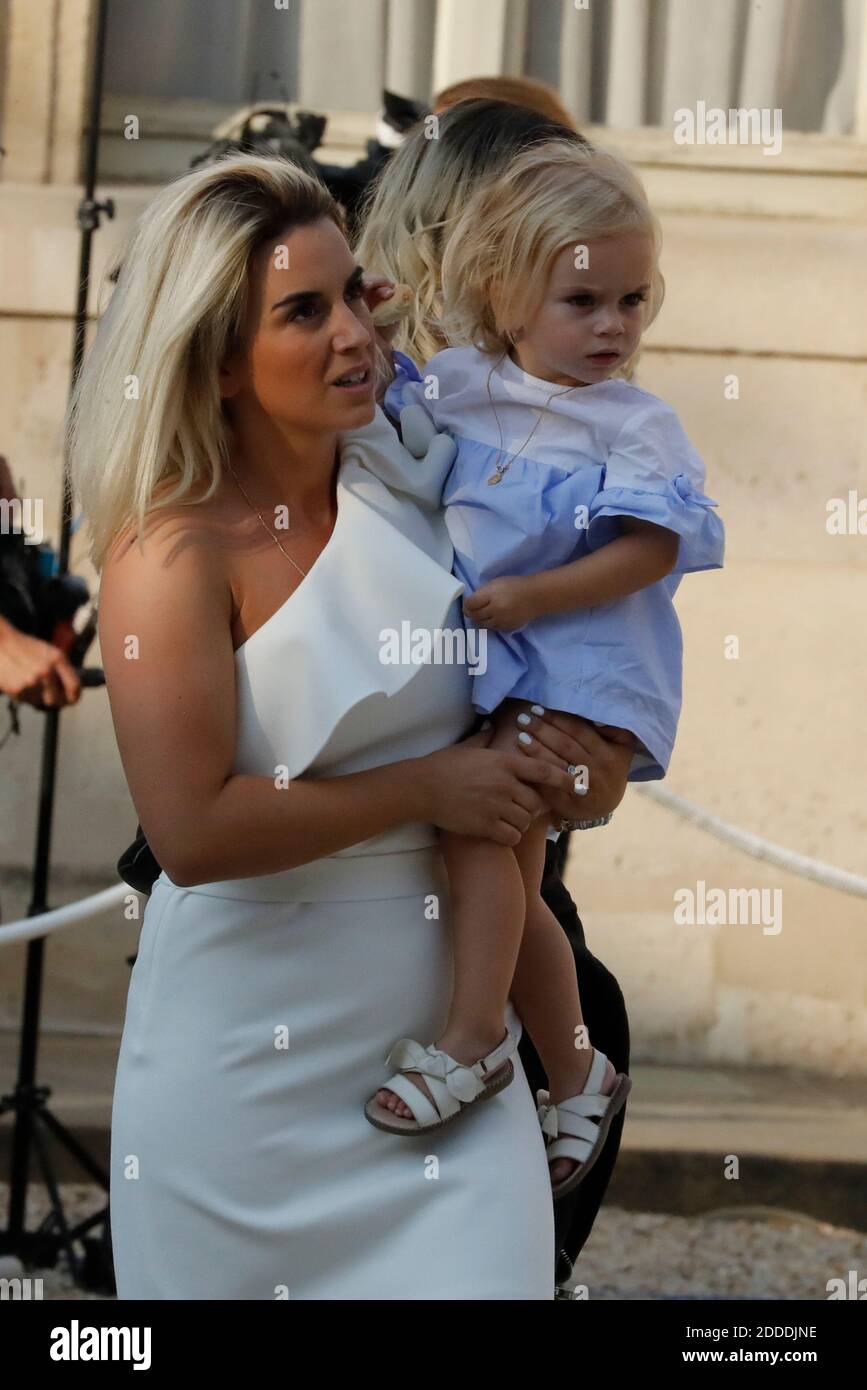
top-left (99, 482), bottom-right (235, 634)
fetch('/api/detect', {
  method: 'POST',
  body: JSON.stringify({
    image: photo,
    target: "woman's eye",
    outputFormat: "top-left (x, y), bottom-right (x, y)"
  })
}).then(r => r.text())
top-left (286, 303), bottom-right (319, 323)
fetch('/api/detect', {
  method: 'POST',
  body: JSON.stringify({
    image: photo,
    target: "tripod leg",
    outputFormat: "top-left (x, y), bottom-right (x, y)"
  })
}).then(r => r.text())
top-left (40, 1109), bottom-right (110, 1189)
top-left (29, 1118), bottom-right (81, 1281)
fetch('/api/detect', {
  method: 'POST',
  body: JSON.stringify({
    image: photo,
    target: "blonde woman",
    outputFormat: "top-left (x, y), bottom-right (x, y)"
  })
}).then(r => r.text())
top-left (67, 152), bottom-right (604, 1299)
top-left (366, 141), bottom-right (725, 1194)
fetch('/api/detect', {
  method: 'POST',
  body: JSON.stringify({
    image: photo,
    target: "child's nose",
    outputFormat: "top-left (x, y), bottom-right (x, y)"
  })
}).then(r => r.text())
top-left (594, 309), bottom-right (624, 335)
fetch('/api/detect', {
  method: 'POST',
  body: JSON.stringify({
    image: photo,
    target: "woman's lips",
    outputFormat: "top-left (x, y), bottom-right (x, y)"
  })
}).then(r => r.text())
top-left (331, 365), bottom-right (374, 395)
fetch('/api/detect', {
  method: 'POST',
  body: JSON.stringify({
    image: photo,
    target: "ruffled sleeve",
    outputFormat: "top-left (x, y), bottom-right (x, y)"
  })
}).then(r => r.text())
top-left (587, 400), bottom-right (725, 574)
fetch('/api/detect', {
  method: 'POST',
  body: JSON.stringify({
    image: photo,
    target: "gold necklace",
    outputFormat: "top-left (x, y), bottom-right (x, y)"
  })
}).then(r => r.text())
top-left (226, 460), bottom-right (307, 579)
top-left (484, 354), bottom-right (578, 484)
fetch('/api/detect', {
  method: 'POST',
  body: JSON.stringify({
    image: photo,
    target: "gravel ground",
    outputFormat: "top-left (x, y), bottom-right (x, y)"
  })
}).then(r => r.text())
top-left (2, 1183), bottom-right (865, 1300)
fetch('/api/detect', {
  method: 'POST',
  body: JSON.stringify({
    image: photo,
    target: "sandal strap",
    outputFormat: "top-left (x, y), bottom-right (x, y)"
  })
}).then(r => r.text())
top-left (546, 1132), bottom-right (596, 1165)
top-left (382, 1023), bottom-right (519, 1125)
top-left (386, 1038), bottom-right (483, 1106)
top-left (535, 1051), bottom-right (616, 1141)
top-left (382, 1070), bottom-right (451, 1127)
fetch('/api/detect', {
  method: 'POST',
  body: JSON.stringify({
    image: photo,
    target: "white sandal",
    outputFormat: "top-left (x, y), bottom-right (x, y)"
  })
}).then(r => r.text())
top-left (536, 1049), bottom-right (632, 1201)
top-left (364, 1022), bottom-right (520, 1136)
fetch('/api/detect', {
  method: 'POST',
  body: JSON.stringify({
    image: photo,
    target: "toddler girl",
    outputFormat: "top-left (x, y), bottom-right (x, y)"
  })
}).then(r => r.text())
top-left (361, 141), bottom-right (725, 1197)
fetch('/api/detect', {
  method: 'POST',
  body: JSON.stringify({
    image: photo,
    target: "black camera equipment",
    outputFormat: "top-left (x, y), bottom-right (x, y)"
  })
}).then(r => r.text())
top-left (190, 88), bottom-right (430, 239)
top-left (0, 0), bottom-right (115, 1294)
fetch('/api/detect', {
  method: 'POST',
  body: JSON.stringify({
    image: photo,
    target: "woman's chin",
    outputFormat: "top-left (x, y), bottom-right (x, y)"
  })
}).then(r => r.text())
top-left (336, 393), bottom-right (377, 426)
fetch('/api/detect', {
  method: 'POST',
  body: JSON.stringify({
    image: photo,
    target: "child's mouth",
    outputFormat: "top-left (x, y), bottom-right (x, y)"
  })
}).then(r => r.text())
top-left (587, 351), bottom-right (620, 365)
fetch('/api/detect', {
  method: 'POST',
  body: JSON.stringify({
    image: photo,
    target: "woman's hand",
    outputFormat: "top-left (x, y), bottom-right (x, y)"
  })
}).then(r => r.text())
top-left (507, 704), bottom-right (637, 821)
top-left (414, 727), bottom-right (575, 846)
top-left (463, 576), bottom-right (538, 631)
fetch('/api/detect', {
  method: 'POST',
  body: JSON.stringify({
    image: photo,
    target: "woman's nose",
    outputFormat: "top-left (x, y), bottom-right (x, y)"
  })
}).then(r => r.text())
top-left (332, 301), bottom-right (372, 351)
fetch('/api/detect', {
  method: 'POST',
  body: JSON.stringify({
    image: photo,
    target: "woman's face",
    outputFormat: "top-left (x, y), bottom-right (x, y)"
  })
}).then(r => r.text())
top-left (510, 231), bottom-right (654, 387)
top-left (221, 216), bottom-right (376, 436)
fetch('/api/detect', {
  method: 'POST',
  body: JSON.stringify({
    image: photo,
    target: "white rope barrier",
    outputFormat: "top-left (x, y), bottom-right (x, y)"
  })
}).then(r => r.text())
top-left (1, 785), bottom-right (864, 947)
top-left (636, 784), bottom-right (867, 900)
top-left (0, 882), bottom-right (134, 947)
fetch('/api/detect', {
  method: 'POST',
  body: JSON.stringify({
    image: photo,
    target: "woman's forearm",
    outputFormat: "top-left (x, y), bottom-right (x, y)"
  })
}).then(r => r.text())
top-left (160, 758), bottom-right (430, 886)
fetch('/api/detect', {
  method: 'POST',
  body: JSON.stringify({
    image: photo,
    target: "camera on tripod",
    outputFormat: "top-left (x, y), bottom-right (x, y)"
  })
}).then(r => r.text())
top-left (0, 521), bottom-right (102, 687)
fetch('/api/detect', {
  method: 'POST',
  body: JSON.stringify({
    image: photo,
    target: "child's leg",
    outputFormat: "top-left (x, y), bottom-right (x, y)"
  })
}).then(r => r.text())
top-left (509, 820), bottom-right (601, 1095)
top-left (374, 832), bottom-right (526, 1119)
top-left (510, 820), bottom-right (617, 1184)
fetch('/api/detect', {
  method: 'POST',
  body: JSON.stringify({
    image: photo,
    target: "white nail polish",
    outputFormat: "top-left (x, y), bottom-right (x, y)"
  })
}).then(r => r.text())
top-left (574, 780), bottom-right (588, 795)
top-left (516, 712), bottom-right (532, 726)
top-left (518, 731), bottom-right (533, 745)
top-left (531, 704), bottom-right (545, 716)
top-left (480, 719), bottom-right (493, 730)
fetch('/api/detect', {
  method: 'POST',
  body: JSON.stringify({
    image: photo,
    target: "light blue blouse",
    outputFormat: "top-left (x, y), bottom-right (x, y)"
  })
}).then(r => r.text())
top-left (384, 346), bottom-right (725, 780)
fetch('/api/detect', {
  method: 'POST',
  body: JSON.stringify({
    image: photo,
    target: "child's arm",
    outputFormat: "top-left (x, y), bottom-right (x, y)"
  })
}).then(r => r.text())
top-left (464, 519), bottom-right (678, 630)
top-left (466, 398), bottom-right (724, 633)
top-left (532, 518), bottom-right (678, 613)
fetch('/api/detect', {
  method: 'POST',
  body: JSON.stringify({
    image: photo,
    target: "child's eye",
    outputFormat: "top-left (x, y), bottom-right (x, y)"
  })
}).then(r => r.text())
top-left (567, 293), bottom-right (594, 307)
top-left (622, 292), bottom-right (648, 306)
top-left (346, 281), bottom-right (365, 301)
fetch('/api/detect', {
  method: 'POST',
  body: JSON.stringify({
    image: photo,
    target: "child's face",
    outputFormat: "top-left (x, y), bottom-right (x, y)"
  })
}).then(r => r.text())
top-left (510, 232), bottom-right (654, 387)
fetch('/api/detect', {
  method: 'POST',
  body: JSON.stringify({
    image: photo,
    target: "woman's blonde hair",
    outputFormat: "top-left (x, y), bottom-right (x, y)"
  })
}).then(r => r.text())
top-left (355, 100), bottom-right (588, 364)
top-left (66, 153), bottom-right (342, 570)
top-left (440, 140), bottom-right (665, 376)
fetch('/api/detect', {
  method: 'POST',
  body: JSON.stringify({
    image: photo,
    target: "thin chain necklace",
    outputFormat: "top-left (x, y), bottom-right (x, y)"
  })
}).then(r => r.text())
top-left (484, 353), bottom-right (579, 484)
top-left (226, 459), bottom-right (308, 579)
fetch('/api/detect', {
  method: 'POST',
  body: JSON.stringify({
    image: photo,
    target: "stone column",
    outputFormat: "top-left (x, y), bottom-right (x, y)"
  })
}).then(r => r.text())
top-left (606, 0), bottom-right (650, 129)
top-left (386, 0), bottom-right (436, 102)
top-left (1, 0), bottom-right (94, 184)
top-left (559, 0), bottom-right (594, 125)
top-left (432, 0), bottom-right (528, 93)
top-left (297, 0), bottom-right (387, 111)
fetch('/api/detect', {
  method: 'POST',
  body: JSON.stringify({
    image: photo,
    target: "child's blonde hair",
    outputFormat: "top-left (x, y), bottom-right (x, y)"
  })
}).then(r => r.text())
top-left (65, 153), bottom-right (342, 571)
top-left (355, 102), bottom-right (588, 365)
top-left (440, 140), bottom-right (665, 376)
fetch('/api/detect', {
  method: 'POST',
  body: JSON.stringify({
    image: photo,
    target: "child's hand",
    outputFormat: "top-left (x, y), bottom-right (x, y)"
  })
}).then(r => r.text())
top-left (399, 405), bottom-right (457, 477)
top-left (463, 577), bottom-right (538, 631)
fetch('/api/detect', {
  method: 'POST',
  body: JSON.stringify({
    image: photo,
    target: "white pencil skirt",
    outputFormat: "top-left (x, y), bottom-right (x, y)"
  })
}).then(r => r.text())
top-left (109, 853), bottom-right (555, 1300)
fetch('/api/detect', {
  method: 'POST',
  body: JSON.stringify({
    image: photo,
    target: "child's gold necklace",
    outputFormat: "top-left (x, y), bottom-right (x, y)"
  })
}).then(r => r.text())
top-left (484, 354), bottom-right (578, 485)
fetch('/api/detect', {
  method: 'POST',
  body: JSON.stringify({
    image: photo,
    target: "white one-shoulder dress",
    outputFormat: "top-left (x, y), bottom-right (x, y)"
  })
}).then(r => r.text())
top-left (108, 408), bottom-right (555, 1300)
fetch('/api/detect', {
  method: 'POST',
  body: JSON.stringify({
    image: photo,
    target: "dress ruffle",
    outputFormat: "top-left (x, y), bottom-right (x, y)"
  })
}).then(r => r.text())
top-left (233, 412), bottom-right (466, 783)
top-left (587, 473), bottom-right (725, 574)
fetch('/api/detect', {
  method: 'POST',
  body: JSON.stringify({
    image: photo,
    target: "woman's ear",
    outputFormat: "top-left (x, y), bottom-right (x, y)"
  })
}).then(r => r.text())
top-left (219, 351), bottom-right (242, 401)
